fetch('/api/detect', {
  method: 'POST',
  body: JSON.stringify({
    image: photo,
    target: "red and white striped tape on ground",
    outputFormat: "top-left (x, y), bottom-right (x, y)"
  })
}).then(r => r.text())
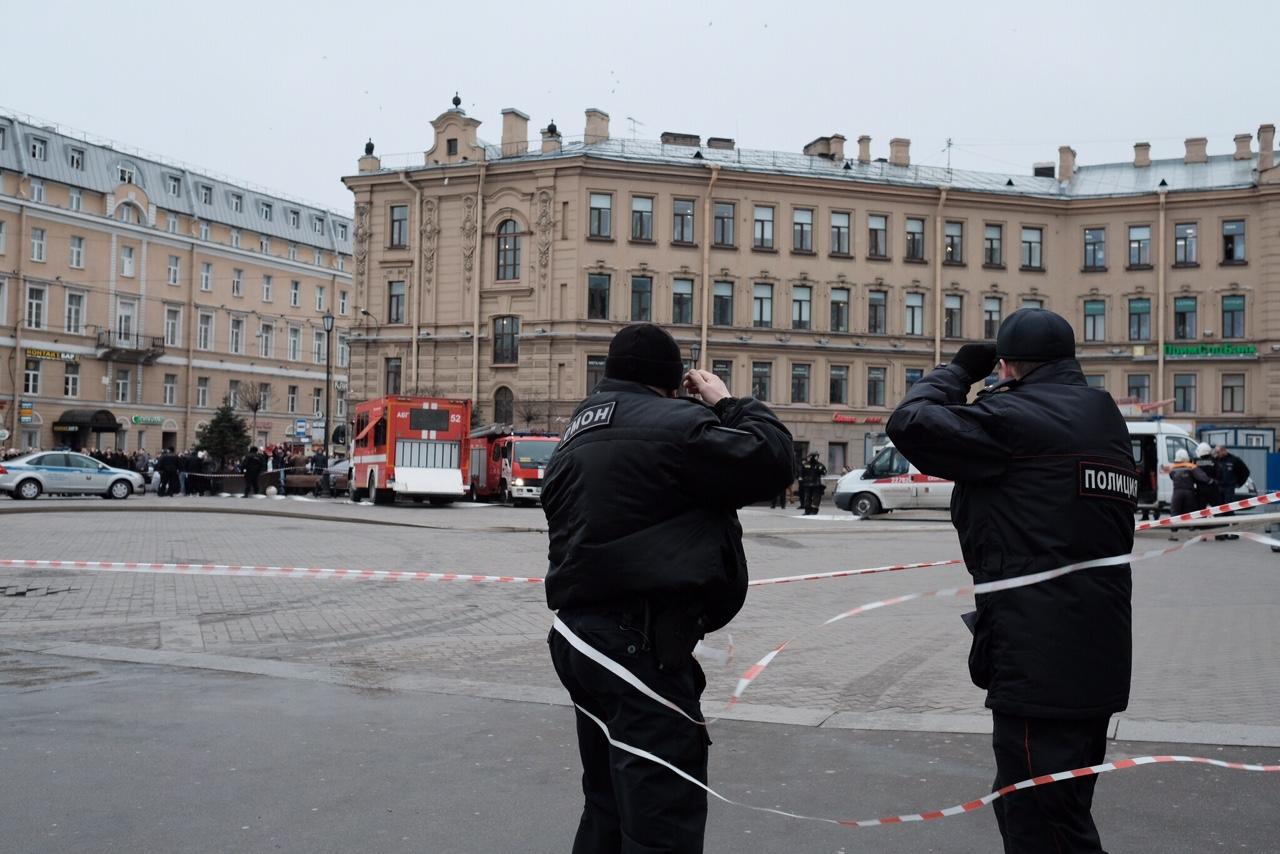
top-left (0, 558), bottom-right (544, 585)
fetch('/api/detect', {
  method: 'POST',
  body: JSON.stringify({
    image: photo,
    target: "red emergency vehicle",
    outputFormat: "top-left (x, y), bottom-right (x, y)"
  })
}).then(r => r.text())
top-left (350, 396), bottom-right (472, 505)
top-left (468, 426), bottom-right (559, 505)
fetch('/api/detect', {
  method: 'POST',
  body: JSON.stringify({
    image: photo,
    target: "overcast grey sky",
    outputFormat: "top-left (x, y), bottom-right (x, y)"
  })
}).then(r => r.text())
top-left (7, 0), bottom-right (1273, 212)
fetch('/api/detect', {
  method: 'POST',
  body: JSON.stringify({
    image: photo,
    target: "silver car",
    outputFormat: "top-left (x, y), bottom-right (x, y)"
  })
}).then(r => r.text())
top-left (0, 451), bottom-right (146, 500)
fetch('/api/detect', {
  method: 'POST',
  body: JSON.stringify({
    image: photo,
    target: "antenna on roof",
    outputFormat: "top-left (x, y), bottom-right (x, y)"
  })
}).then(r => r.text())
top-left (625, 116), bottom-right (644, 139)
top-left (943, 137), bottom-right (953, 179)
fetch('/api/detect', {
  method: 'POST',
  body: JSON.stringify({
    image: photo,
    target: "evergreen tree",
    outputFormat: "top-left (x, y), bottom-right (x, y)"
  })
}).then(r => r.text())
top-left (196, 398), bottom-right (250, 468)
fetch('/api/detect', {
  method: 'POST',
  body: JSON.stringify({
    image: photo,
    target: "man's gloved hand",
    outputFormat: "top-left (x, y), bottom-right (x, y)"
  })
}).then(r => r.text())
top-left (951, 343), bottom-right (998, 383)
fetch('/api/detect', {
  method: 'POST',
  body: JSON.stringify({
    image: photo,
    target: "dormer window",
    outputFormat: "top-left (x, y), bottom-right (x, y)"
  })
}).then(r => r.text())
top-left (167, 175), bottom-right (181, 196)
top-left (231, 193), bottom-right (243, 212)
top-left (260, 202), bottom-right (273, 221)
top-left (199, 184), bottom-right (213, 204)
top-left (288, 209), bottom-right (300, 228)
top-left (30, 137), bottom-right (47, 160)
top-left (313, 216), bottom-right (324, 234)
top-left (118, 164), bottom-right (136, 184)
top-left (336, 223), bottom-right (348, 241)
top-left (447, 138), bottom-right (458, 156)
top-left (69, 147), bottom-right (84, 170)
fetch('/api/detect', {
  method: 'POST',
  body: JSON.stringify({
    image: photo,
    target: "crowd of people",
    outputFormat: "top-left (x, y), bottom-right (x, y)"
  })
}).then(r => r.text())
top-left (1167, 442), bottom-right (1251, 539)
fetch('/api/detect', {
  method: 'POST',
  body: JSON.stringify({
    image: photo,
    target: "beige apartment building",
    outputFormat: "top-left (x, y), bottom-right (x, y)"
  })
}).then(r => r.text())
top-left (0, 114), bottom-right (353, 453)
top-left (343, 99), bottom-right (1279, 471)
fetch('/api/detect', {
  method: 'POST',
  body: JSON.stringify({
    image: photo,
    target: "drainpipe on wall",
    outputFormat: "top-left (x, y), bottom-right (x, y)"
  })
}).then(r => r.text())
top-left (182, 239), bottom-right (197, 447)
top-left (933, 187), bottom-right (948, 365)
top-left (397, 171), bottom-right (423, 391)
top-left (10, 201), bottom-right (27, 440)
top-left (699, 165), bottom-right (720, 370)
top-left (1156, 187), bottom-right (1167, 402)
top-left (471, 165), bottom-right (487, 407)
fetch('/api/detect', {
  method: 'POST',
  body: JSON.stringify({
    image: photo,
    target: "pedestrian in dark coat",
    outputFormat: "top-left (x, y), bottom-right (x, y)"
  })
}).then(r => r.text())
top-left (241, 447), bottom-right (266, 497)
top-left (156, 449), bottom-right (181, 497)
top-left (1169, 449), bottom-right (1213, 538)
top-left (888, 308), bottom-right (1134, 854)
top-left (799, 453), bottom-right (827, 514)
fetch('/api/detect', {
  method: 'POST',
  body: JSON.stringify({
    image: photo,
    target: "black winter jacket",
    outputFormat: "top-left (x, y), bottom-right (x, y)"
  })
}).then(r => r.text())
top-left (887, 359), bottom-right (1135, 719)
top-left (542, 379), bottom-right (795, 632)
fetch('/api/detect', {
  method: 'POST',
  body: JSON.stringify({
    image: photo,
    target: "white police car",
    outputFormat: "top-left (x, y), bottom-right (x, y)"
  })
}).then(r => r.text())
top-left (0, 451), bottom-right (146, 500)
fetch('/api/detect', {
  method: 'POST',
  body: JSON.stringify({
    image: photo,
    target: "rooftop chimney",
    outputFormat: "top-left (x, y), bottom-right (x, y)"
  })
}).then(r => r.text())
top-left (584, 109), bottom-right (610, 145)
top-left (541, 119), bottom-right (561, 154)
top-left (1133, 142), bottom-right (1151, 167)
top-left (1260, 124), bottom-right (1276, 170)
top-left (1234, 133), bottom-right (1253, 161)
top-left (1058, 146), bottom-right (1076, 182)
top-left (660, 131), bottom-right (701, 147)
top-left (500, 108), bottom-right (529, 157)
top-left (889, 137), bottom-right (910, 167)
top-left (802, 134), bottom-right (845, 161)
top-left (706, 137), bottom-right (735, 150)
top-left (857, 135), bottom-right (871, 164)
top-left (1184, 137), bottom-right (1208, 164)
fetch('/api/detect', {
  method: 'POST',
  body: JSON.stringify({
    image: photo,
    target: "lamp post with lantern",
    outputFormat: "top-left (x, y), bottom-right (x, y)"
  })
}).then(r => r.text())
top-left (322, 311), bottom-right (335, 460)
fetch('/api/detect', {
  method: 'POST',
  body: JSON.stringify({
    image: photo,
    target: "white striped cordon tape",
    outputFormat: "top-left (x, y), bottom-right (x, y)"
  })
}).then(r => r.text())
top-left (1135, 490), bottom-right (1279, 530)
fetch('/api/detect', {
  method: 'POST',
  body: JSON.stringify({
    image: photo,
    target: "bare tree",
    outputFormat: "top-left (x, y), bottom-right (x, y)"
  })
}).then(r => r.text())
top-left (517, 392), bottom-right (545, 431)
top-left (238, 382), bottom-right (269, 442)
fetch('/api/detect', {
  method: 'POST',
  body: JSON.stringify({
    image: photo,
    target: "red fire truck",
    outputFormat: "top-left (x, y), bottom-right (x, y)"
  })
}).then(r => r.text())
top-left (468, 426), bottom-right (560, 505)
top-left (350, 396), bottom-right (472, 505)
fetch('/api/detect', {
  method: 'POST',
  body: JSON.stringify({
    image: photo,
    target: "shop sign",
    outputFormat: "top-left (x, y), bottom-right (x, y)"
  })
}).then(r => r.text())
top-left (25, 348), bottom-right (78, 363)
top-left (130, 415), bottom-right (165, 426)
top-left (19, 401), bottom-right (34, 425)
top-left (832, 413), bottom-right (884, 424)
top-left (1164, 342), bottom-right (1258, 358)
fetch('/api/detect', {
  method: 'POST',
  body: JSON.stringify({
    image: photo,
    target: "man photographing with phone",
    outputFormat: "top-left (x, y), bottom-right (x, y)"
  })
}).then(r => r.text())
top-left (887, 308), bottom-right (1135, 853)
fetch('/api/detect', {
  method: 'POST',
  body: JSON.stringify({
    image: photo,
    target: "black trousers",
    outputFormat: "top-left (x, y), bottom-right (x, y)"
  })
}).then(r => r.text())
top-left (992, 712), bottom-right (1111, 854)
top-left (243, 472), bottom-right (260, 496)
top-left (549, 610), bottom-right (709, 854)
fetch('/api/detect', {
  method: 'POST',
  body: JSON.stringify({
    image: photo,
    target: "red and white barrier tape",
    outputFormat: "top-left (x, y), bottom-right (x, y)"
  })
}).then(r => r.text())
top-left (577, 702), bottom-right (1280, 829)
top-left (0, 558), bottom-right (544, 585)
top-left (746, 558), bottom-right (962, 587)
top-left (1135, 490), bottom-right (1279, 530)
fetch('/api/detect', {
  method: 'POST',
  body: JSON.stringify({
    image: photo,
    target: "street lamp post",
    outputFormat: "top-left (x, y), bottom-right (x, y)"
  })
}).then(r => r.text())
top-left (322, 312), bottom-right (335, 465)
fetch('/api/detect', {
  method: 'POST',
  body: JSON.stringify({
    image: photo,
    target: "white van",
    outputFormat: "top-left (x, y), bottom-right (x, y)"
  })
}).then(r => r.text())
top-left (832, 421), bottom-right (1197, 517)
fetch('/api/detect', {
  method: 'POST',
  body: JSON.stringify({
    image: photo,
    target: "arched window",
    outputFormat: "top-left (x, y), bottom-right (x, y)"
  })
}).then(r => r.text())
top-left (494, 387), bottom-right (514, 426)
top-left (493, 315), bottom-right (519, 364)
top-left (496, 219), bottom-right (520, 280)
top-left (116, 202), bottom-right (140, 224)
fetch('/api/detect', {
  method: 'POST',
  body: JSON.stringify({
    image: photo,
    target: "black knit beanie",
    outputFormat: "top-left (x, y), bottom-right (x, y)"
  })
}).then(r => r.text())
top-left (604, 323), bottom-right (684, 391)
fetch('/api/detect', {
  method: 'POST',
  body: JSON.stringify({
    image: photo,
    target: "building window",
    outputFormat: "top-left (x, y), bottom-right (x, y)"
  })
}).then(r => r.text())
top-left (714, 202), bottom-right (735, 246)
top-left (311, 388), bottom-right (322, 416)
top-left (197, 377), bottom-right (210, 408)
top-left (868, 214), bottom-right (888, 257)
top-left (288, 209), bottom-right (300, 228)
top-left (587, 273), bottom-right (611, 320)
top-left (165, 307), bottom-right (181, 346)
top-left (23, 358), bottom-right (40, 395)
top-left (1175, 223), bottom-right (1197, 265)
top-left (867, 367), bottom-right (886, 406)
top-left (711, 359), bottom-right (732, 390)
top-left (313, 217), bottom-right (324, 235)
top-left (31, 227), bottom-right (46, 262)
top-left (288, 244), bottom-right (298, 261)
top-left (630, 276), bottom-right (652, 322)
top-left (752, 283), bottom-right (773, 328)
top-left (166, 213), bottom-right (178, 233)
top-left (1127, 374), bottom-right (1150, 403)
top-left (31, 179), bottom-right (44, 203)
top-left (339, 290), bottom-right (349, 315)
top-left (1022, 298), bottom-right (1044, 310)
top-left (623, 196), bottom-right (653, 241)
top-left (830, 288), bottom-right (849, 333)
top-left (905, 217), bottom-right (925, 260)
top-left (751, 362), bottom-right (772, 401)
top-left (493, 387), bottom-right (513, 425)
top-left (257, 201), bottom-right (272, 222)
top-left (944, 221), bottom-right (964, 263)
top-left (831, 212), bottom-right (850, 255)
top-left (230, 317), bottom-right (245, 355)
top-left (792, 209), bottom-right (813, 252)
top-left (118, 165), bottom-right (135, 184)
top-left (983, 296), bottom-right (1003, 340)
top-left (163, 374), bottom-right (177, 406)
top-left (167, 175), bottom-right (181, 197)
top-left (290, 280), bottom-right (300, 307)
top-left (116, 203), bottom-right (139, 225)
top-left (69, 188), bottom-right (81, 211)
top-left (1221, 374), bottom-right (1245, 413)
top-left (1128, 225), bottom-right (1152, 267)
top-left (1085, 374), bottom-right (1105, 390)
top-left (230, 229), bottom-right (241, 248)
top-left (26, 285), bottom-right (46, 328)
top-left (493, 315), bottom-right (519, 363)
top-left (198, 185), bottom-right (212, 204)
top-left (260, 237), bottom-right (270, 254)
top-left (789, 285), bottom-right (811, 330)
top-left (67, 235), bottom-right (85, 269)
top-left (1173, 297), bottom-right (1197, 340)
top-left (1083, 228), bottom-right (1106, 269)
top-left (197, 313), bottom-right (213, 350)
top-left (166, 255), bottom-right (180, 286)
top-left (0, 220), bottom-right (5, 254)
top-left (586, 355), bottom-right (607, 393)
top-left (905, 293), bottom-right (924, 336)
top-left (262, 275), bottom-right (273, 302)
top-left (1084, 299), bottom-right (1106, 341)
top-left (64, 363), bottom-right (79, 398)
top-left (673, 199), bottom-right (695, 243)
top-left (385, 358), bottom-right (402, 395)
top-left (589, 193), bottom-right (612, 238)
top-left (337, 223), bottom-right (347, 241)
top-left (944, 294), bottom-right (963, 337)
top-left (387, 281), bottom-right (406, 323)
top-left (314, 248), bottom-right (322, 265)
top-left (984, 224), bottom-right (1003, 266)
top-left (791, 363), bottom-right (810, 403)
top-left (288, 327), bottom-right (301, 361)
top-left (1128, 298), bottom-right (1151, 341)
top-left (258, 322), bottom-right (274, 357)
top-left (753, 205), bottom-right (775, 249)
top-left (1021, 227), bottom-right (1044, 269)
top-left (115, 369), bottom-right (132, 403)
top-left (312, 330), bottom-right (327, 364)
top-left (672, 278), bottom-right (694, 324)
top-left (389, 204), bottom-right (408, 247)
top-left (1222, 295), bottom-right (1246, 339)
top-left (65, 292), bottom-right (84, 333)
top-left (120, 245), bottom-right (135, 277)
top-left (713, 281), bottom-right (734, 326)
top-left (829, 365), bottom-right (848, 404)
top-left (316, 286), bottom-right (326, 312)
top-left (286, 385), bottom-right (298, 413)
top-left (1173, 374), bottom-right (1196, 413)
top-left (867, 290), bottom-right (887, 334)
top-left (1222, 220), bottom-right (1246, 263)
top-left (906, 367), bottom-right (924, 389)
top-left (68, 147), bottom-right (84, 169)
top-left (230, 267), bottom-right (242, 296)
top-left (496, 219), bottom-right (521, 279)
top-left (30, 136), bottom-right (47, 160)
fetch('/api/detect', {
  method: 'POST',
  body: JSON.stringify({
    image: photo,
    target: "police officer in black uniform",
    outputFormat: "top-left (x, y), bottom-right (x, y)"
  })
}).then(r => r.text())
top-left (799, 453), bottom-right (827, 515)
top-left (887, 308), bottom-right (1134, 854)
top-left (543, 323), bottom-right (794, 854)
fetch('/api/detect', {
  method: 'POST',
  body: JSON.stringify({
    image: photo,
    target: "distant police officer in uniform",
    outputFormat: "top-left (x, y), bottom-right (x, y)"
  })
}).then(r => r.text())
top-left (543, 323), bottom-right (794, 854)
top-left (887, 308), bottom-right (1134, 854)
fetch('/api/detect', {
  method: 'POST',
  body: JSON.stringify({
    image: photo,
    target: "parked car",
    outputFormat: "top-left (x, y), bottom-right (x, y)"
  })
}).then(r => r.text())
top-left (0, 451), bottom-right (146, 500)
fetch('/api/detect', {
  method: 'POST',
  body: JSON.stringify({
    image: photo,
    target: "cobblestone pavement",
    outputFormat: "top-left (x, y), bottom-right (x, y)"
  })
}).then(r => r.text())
top-left (1, 496), bottom-right (1277, 732)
